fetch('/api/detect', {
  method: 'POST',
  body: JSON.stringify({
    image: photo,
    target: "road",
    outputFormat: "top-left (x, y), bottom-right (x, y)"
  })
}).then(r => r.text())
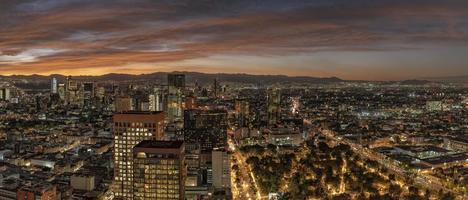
top-left (229, 138), bottom-right (267, 200)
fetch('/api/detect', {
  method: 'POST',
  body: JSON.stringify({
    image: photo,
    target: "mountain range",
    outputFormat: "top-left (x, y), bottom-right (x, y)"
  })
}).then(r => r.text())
top-left (0, 72), bottom-right (466, 89)
top-left (0, 72), bottom-right (343, 85)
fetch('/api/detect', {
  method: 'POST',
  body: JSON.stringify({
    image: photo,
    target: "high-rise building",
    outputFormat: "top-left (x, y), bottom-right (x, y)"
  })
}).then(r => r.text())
top-left (50, 77), bottom-right (57, 94)
top-left (57, 83), bottom-right (66, 101)
top-left (82, 82), bottom-right (95, 108)
top-left (213, 79), bottom-right (219, 98)
top-left (149, 87), bottom-right (163, 112)
top-left (211, 149), bottom-right (231, 189)
top-left (166, 92), bottom-right (183, 122)
top-left (267, 88), bottom-right (281, 126)
top-left (184, 95), bottom-right (196, 110)
top-left (235, 99), bottom-right (249, 127)
top-left (168, 74), bottom-right (185, 89)
top-left (66, 76), bottom-right (78, 91)
top-left (0, 88), bottom-right (10, 101)
top-left (113, 111), bottom-right (165, 199)
top-left (184, 109), bottom-right (228, 151)
top-left (65, 76), bottom-right (81, 105)
top-left (83, 82), bottom-right (94, 97)
top-left (133, 140), bottom-right (185, 200)
top-left (166, 74), bottom-right (185, 122)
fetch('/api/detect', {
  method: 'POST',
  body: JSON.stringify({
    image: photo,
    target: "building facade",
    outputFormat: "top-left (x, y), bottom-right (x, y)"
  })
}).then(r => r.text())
top-left (133, 140), bottom-right (185, 200)
top-left (113, 111), bottom-right (165, 199)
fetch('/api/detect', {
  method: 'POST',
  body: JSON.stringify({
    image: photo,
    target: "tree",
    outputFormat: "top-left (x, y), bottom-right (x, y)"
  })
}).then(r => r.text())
top-left (440, 192), bottom-right (456, 200)
top-left (408, 186), bottom-right (419, 196)
top-left (388, 184), bottom-right (402, 198)
top-left (388, 174), bottom-right (396, 181)
top-left (232, 164), bottom-right (239, 171)
top-left (332, 194), bottom-right (351, 200)
top-left (267, 143), bottom-right (277, 153)
top-left (246, 156), bottom-right (260, 166)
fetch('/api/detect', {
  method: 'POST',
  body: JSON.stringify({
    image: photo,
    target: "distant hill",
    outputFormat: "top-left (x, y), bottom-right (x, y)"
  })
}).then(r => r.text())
top-left (399, 79), bottom-right (432, 85)
top-left (422, 75), bottom-right (468, 84)
top-left (0, 71), bottom-right (344, 86)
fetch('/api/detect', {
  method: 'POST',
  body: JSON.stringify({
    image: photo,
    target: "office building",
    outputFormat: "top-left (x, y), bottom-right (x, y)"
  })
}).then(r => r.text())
top-left (50, 77), bottom-right (57, 94)
top-left (235, 99), bottom-right (249, 127)
top-left (113, 111), bottom-right (165, 199)
top-left (149, 88), bottom-right (163, 112)
top-left (133, 140), bottom-right (185, 200)
top-left (211, 150), bottom-right (231, 189)
top-left (57, 83), bottom-right (66, 101)
top-left (0, 88), bottom-right (10, 101)
top-left (168, 74), bottom-right (185, 89)
top-left (184, 109), bottom-right (228, 151)
top-left (166, 92), bottom-right (183, 122)
top-left (166, 74), bottom-right (185, 122)
top-left (267, 88), bottom-right (281, 126)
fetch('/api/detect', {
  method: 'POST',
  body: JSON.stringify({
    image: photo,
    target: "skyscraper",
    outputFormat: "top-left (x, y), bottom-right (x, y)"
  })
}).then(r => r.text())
top-left (113, 111), bottom-right (165, 199)
top-left (213, 78), bottom-right (219, 98)
top-left (133, 140), bottom-right (185, 200)
top-left (0, 88), bottom-right (10, 101)
top-left (50, 77), bottom-right (57, 94)
top-left (65, 76), bottom-right (81, 106)
top-left (149, 87), bottom-right (163, 112)
top-left (235, 98), bottom-right (249, 127)
top-left (83, 82), bottom-right (95, 108)
top-left (267, 88), bottom-right (281, 126)
top-left (212, 149), bottom-right (231, 189)
top-left (57, 83), bottom-right (66, 101)
top-left (166, 74), bottom-right (185, 122)
top-left (184, 109), bottom-right (228, 151)
top-left (167, 74), bottom-right (185, 89)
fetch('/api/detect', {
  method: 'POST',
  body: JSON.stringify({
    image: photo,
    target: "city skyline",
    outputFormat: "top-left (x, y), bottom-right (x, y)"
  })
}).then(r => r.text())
top-left (1, 0), bottom-right (468, 80)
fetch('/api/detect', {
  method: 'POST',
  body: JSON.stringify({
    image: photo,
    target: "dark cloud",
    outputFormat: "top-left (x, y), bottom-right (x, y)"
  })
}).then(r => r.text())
top-left (0, 0), bottom-right (467, 78)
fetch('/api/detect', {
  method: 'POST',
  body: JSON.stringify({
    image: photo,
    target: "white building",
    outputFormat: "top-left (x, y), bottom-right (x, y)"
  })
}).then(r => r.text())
top-left (71, 174), bottom-right (95, 191)
top-left (51, 77), bottom-right (58, 94)
top-left (211, 150), bottom-right (231, 189)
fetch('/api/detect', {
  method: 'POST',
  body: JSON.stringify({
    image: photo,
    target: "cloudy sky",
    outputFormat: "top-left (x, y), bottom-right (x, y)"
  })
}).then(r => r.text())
top-left (0, 0), bottom-right (467, 80)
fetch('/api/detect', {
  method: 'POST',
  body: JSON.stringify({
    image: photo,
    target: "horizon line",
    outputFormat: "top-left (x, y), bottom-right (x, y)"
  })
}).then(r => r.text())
top-left (0, 70), bottom-right (466, 82)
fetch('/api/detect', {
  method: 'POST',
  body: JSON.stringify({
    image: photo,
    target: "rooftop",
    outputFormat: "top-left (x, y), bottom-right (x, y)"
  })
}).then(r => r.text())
top-left (117, 111), bottom-right (164, 115)
top-left (135, 140), bottom-right (184, 149)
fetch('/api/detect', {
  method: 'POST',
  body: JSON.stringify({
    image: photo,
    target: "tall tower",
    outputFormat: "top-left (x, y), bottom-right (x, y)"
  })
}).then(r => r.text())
top-left (166, 74), bottom-right (185, 122)
top-left (213, 78), bottom-right (219, 98)
top-left (235, 98), bottom-right (249, 127)
top-left (113, 111), bottom-right (165, 199)
top-left (149, 87), bottom-right (163, 112)
top-left (267, 88), bottom-right (281, 126)
top-left (212, 149), bottom-right (231, 189)
top-left (50, 77), bottom-right (57, 94)
top-left (167, 74), bottom-right (185, 89)
top-left (133, 140), bottom-right (185, 200)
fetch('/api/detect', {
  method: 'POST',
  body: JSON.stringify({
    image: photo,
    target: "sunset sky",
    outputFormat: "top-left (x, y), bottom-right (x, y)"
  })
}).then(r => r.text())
top-left (0, 0), bottom-right (467, 80)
